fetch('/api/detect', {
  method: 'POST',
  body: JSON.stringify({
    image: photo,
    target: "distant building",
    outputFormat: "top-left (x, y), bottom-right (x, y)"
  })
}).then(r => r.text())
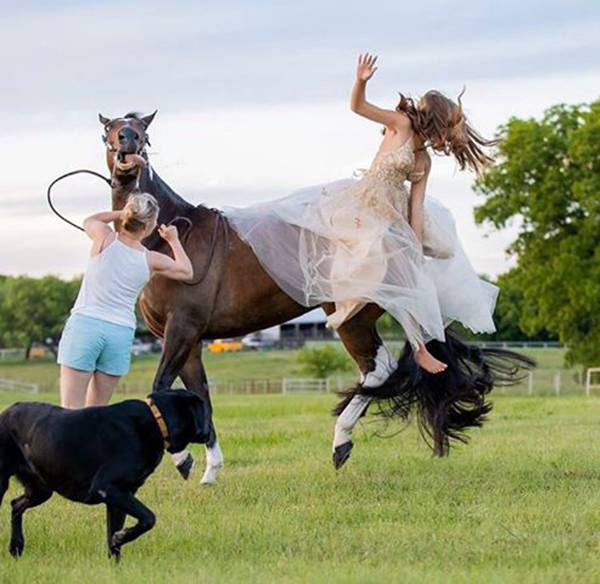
top-left (256, 308), bottom-right (335, 341)
top-left (281, 308), bottom-right (334, 339)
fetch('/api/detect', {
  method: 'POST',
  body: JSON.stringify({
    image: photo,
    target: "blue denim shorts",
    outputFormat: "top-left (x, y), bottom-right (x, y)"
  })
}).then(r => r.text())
top-left (57, 314), bottom-right (135, 376)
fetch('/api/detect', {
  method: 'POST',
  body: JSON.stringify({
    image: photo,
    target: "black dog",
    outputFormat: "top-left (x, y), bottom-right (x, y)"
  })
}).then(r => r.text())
top-left (0, 389), bottom-right (211, 559)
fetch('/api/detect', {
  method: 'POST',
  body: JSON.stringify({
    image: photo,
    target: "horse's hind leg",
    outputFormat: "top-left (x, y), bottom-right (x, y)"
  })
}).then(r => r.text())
top-left (179, 347), bottom-right (224, 485)
top-left (323, 303), bottom-right (394, 469)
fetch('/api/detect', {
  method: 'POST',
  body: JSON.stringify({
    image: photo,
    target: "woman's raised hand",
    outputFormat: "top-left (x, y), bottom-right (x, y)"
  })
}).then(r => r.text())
top-left (158, 224), bottom-right (179, 243)
top-left (356, 53), bottom-right (378, 82)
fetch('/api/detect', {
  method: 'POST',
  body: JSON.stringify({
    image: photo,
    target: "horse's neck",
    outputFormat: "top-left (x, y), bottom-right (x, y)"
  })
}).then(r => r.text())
top-left (111, 165), bottom-right (215, 251)
top-left (140, 166), bottom-right (195, 223)
top-left (112, 165), bottom-right (194, 222)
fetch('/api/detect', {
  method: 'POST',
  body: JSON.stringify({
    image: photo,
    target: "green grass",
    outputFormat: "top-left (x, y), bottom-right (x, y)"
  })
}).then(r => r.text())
top-left (1, 391), bottom-right (600, 582)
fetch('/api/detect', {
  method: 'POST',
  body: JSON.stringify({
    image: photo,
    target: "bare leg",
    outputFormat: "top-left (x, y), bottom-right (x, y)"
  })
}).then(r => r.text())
top-left (86, 371), bottom-right (121, 407)
top-left (414, 341), bottom-right (447, 374)
top-left (60, 365), bottom-right (93, 409)
top-left (327, 298), bottom-right (447, 376)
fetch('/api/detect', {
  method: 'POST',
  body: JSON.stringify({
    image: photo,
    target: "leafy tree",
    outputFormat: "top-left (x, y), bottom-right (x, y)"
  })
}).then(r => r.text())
top-left (0, 275), bottom-right (80, 358)
top-left (297, 345), bottom-right (352, 378)
top-left (474, 100), bottom-right (600, 366)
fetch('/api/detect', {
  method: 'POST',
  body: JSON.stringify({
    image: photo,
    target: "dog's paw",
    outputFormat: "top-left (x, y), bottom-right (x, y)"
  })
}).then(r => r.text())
top-left (9, 537), bottom-right (24, 558)
top-left (108, 544), bottom-right (122, 562)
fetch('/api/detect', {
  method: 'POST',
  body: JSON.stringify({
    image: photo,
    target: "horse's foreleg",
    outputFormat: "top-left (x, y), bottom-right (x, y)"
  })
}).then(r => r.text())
top-left (152, 315), bottom-right (201, 479)
top-left (324, 304), bottom-right (394, 469)
top-left (153, 316), bottom-right (200, 393)
top-left (178, 347), bottom-right (224, 485)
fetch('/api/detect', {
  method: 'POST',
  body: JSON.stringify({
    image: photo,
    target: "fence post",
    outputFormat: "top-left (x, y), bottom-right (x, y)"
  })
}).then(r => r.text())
top-left (586, 369), bottom-right (591, 396)
top-left (554, 371), bottom-right (560, 396)
top-left (282, 378), bottom-right (287, 394)
top-left (528, 371), bottom-right (533, 396)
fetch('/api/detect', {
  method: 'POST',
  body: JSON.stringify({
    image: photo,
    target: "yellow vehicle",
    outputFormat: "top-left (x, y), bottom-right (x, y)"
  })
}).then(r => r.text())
top-left (207, 338), bottom-right (244, 353)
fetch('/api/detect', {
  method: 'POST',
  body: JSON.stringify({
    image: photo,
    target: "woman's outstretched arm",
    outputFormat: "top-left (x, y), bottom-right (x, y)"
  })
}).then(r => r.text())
top-left (350, 53), bottom-right (407, 131)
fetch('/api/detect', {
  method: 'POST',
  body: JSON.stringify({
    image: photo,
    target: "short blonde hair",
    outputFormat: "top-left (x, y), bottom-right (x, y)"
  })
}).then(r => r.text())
top-left (121, 192), bottom-right (159, 233)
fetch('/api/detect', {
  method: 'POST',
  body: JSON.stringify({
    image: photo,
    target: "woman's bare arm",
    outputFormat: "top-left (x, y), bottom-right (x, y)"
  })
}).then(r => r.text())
top-left (149, 225), bottom-right (194, 282)
top-left (82, 210), bottom-right (122, 242)
top-left (351, 53), bottom-right (407, 131)
top-left (408, 153), bottom-right (432, 243)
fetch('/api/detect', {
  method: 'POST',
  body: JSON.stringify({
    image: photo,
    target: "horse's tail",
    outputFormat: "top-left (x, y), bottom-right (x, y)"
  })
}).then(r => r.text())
top-left (333, 328), bottom-right (536, 457)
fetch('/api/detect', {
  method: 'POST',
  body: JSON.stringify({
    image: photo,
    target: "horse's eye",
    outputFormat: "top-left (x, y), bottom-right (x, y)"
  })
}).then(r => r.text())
top-left (134, 133), bottom-right (140, 140)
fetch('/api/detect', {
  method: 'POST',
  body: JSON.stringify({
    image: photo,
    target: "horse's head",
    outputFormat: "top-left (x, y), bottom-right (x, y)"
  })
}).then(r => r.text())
top-left (99, 111), bottom-right (157, 180)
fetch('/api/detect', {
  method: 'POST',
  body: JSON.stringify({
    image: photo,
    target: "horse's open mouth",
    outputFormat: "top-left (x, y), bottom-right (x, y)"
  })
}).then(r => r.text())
top-left (115, 153), bottom-right (146, 172)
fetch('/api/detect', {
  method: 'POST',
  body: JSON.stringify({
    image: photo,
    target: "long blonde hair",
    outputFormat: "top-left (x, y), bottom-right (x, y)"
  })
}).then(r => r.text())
top-left (396, 88), bottom-right (498, 175)
top-left (121, 192), bottom-right (159, 234)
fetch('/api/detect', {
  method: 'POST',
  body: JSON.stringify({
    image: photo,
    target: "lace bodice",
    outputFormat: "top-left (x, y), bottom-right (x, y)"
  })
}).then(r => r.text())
top-left (364, 141), bottom-right (424, 187)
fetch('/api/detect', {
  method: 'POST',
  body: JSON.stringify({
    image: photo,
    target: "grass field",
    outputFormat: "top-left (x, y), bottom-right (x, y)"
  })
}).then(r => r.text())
top-left (1, 388), bottom-right (600, 582)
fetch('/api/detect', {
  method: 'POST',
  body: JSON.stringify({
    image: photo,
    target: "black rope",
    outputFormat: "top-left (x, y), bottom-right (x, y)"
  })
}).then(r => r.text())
top-left (46, 169), bottom-right (229, 300)
top-left (47, 169), bottom-right (112, 231)
top-left (47, 169), bottom-right (193, 233)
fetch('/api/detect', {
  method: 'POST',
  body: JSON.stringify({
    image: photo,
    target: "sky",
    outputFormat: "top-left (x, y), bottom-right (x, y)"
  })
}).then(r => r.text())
top-left (0, 0), bottom-right (598, 278)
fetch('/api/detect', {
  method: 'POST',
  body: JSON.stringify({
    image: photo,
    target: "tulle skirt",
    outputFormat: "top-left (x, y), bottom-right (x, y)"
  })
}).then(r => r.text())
top-left (223, 176), bottom-right (498, 349)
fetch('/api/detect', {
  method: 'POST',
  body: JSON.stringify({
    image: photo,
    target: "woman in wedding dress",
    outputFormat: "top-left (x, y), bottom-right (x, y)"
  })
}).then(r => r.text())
top-left (226, 53), bottom-right (499, 375)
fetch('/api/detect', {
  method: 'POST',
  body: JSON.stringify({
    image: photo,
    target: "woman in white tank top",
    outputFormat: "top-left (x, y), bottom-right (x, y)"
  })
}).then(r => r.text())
top-left (58, 193), bottom-right (194, 409)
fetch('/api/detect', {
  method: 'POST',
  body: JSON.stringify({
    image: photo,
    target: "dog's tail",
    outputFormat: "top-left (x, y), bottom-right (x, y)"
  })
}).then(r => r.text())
top-left (334, 328), bottom-right (536, 456)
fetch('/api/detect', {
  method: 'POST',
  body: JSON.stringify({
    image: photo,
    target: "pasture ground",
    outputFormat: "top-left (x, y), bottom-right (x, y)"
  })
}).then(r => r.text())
top-left (1, 389), bottom-right (600, 583)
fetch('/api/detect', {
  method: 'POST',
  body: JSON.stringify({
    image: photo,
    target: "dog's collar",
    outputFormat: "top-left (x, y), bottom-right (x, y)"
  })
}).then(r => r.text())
top-left (143, 398), bottom-right (170, 449)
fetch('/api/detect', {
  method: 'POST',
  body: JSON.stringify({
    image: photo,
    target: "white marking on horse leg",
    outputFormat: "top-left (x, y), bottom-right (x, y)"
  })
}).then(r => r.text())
top-left (333, 394), bottom-right (372, 448)
top-left (171, 449), bottom-right (195, 478)
top-left (363, 343), bottom-right (396, 388)
top-left (200, 441), bottom-right (224, 485)
top-left (172, 450), bottom-right (191, 467)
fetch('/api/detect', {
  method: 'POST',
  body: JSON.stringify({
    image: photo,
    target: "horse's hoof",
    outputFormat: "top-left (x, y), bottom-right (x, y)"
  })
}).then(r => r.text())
top-left (200, 464), bottom-right (222, 485)
top-left (176, 452), bottom-right (195, 480)
top-left (333, 441), bottom-right (353, 470)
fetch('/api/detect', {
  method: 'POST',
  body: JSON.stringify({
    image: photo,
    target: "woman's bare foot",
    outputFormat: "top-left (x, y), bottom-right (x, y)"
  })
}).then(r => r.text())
top-left (414, 344), bottom-right (448, 374)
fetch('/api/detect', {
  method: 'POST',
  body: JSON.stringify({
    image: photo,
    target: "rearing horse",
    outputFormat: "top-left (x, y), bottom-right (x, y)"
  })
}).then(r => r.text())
top-left (101, 111), bottom-right (534, 484)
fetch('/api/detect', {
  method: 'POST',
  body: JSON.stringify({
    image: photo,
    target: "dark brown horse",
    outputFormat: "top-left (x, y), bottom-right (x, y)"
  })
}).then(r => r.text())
top-left (100, 111), bottom-right (534, 484)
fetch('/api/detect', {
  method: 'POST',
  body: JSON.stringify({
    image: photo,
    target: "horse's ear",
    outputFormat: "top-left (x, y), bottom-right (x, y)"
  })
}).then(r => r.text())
top-left (141, 110), bottom-right (157, 129)
top-left (99, 113), bottom-right (111, 126)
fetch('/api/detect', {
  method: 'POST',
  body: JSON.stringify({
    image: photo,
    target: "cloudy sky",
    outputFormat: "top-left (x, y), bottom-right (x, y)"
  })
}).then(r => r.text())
top-left (1, 0), bottom-right (598, 278)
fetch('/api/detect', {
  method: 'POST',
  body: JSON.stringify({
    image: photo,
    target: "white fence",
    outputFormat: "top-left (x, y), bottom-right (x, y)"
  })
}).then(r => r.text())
top-left (0, 349), bottom-right (26, 361)
top-left (0, 378), bottom-right (39, 393)
top-left (2, 370), bottom-right (600, 398)
top-left (282, 378), bottom-right (331, 393)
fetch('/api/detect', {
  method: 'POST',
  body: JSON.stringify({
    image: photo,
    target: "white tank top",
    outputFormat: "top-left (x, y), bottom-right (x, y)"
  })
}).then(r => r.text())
top-left (71, 235), bottom-right (151, 329)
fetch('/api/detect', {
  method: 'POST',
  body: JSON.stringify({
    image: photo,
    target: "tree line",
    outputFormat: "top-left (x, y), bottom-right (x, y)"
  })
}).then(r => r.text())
top-left (1, 99), bottom-right (597, 365)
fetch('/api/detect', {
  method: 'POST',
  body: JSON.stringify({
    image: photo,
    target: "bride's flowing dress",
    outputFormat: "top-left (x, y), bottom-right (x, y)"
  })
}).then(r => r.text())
top-left (224, 137), bottom-right (498, 349)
